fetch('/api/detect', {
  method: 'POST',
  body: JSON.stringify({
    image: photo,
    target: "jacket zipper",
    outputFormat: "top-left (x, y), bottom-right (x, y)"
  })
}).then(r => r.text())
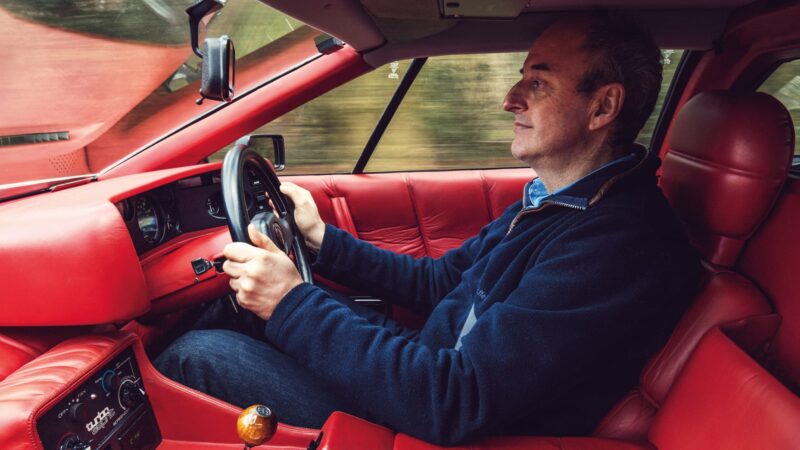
top-left (507, 154), bottom-right (650, 234)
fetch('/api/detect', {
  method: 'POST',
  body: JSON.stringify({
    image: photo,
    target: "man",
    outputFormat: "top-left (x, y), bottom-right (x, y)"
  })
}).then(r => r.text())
top-left (156, 13), bottom-right (698, 446)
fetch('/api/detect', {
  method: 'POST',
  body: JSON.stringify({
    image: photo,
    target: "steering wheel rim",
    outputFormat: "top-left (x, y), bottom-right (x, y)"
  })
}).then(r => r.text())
top-left (221, 140), bottom-right (314, 284)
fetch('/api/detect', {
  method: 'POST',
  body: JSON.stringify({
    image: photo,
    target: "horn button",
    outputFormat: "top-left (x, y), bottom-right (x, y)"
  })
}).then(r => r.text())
top-left (251, 211), bottom-right (293, 254)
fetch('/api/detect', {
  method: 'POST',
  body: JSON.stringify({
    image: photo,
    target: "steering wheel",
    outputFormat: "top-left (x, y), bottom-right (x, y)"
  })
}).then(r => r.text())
top-left (220, 138), bottom-right (314, 284)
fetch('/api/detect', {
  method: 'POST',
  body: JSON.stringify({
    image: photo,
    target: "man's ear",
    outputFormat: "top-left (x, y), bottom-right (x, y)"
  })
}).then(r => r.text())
top-left (588, 83), bottom-right (625, 131)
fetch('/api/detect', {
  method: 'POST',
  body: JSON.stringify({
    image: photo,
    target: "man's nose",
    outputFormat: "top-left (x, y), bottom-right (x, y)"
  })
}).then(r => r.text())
top-left (503, 84), bottom-right (525, 113)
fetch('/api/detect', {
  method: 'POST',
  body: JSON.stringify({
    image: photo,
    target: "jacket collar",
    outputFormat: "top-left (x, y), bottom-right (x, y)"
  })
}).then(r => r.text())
top-left (522, 144), bottom-right (657, 212)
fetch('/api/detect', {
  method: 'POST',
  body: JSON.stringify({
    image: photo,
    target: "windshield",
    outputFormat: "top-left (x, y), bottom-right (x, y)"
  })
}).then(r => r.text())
top-left (0, 0), bottom-right (318, 189)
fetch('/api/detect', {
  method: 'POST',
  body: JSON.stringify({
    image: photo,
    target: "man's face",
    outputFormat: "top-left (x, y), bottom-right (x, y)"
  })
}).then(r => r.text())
top-left (503, 21), bottom-right (597, 165)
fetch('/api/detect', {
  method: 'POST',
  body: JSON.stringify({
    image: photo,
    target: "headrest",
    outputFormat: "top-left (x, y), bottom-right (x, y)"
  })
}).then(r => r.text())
top-left (661, 91), bottom-right (795, 267)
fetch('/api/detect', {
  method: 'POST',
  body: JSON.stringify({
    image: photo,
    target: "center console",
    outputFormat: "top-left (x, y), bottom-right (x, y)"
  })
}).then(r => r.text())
top-left (0, 331), bottom-right (398, 450)
top-left (37, 348), bottom-right (160, 450)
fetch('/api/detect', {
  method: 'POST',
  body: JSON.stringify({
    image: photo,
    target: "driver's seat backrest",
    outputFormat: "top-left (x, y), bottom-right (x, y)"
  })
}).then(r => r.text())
top-left (594, 91), bottom-right (795, 440)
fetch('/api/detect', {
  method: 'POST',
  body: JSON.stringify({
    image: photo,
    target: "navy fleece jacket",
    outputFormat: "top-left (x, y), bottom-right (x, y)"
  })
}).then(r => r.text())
top-left (263, 146), bottom-right (699, 445)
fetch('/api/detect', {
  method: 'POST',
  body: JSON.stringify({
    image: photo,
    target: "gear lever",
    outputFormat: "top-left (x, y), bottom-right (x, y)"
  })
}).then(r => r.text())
top-left (237, 405), bottom-right (277, 449)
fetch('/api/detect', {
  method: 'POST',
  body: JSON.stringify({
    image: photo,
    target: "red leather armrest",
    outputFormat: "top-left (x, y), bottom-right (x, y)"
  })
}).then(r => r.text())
top-left (314, 411), bottom-right (394, 450)
top-left (0, 332), bottom-right (138, 450)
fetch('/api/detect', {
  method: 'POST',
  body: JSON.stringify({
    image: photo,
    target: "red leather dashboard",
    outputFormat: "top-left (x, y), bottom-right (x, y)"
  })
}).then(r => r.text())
top-left (0, 163), bottom-right (225, 326)
top-left (0, 164), bottom-right (532, 326)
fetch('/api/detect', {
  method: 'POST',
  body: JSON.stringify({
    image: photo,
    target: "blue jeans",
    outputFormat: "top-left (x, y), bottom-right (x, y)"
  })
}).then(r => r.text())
top-left (154, 290), bottom-right (419, 428)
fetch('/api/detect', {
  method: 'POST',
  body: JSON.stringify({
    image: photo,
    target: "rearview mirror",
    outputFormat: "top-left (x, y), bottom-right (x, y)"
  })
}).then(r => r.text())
top-left (198, 36), bottom-right (235, 104)
top-left (238, 135), bottom-right (286, 171)
top-left (186, 0), bottom-right (235, 105)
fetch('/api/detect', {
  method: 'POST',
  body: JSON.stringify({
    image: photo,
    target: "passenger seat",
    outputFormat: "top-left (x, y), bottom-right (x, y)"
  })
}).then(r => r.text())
top-left (594, 90), bottom-right (795, 440)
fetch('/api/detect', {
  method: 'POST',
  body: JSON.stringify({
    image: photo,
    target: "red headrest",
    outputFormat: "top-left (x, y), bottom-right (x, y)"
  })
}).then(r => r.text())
top-left (661, 91), bottom-right (794, 267)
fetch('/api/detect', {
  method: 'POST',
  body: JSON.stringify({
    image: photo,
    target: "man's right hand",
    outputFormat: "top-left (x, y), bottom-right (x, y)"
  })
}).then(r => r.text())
top-left (279, 182), bottom-right (326, 251)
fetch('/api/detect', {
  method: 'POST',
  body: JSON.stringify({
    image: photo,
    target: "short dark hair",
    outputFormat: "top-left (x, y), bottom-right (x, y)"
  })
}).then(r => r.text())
top-left (573, 12), bottom-right (663, 149)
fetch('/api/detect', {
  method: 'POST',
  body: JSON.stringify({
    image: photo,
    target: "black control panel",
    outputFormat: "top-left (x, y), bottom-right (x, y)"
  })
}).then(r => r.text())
top-left (37, 348), bottom-right (161, 450)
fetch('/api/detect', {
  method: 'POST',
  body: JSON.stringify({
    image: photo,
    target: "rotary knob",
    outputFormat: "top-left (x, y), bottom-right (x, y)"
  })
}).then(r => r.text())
top-left (101, 370), bottom-right (121, 393)
top-left (68, 402), bottom-right (89, 423)
top-left (236, 405), bottom-right (277, 448)
top-left (118, 378), bottom-right (144, 409)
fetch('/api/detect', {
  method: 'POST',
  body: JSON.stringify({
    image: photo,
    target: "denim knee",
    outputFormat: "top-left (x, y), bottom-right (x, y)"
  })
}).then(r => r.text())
top-left (154, 329), bottom-right (232, 387)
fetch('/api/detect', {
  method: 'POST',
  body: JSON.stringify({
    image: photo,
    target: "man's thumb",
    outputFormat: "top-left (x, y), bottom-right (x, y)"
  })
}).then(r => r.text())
top-left (248, 224), bottom-right (280, 252)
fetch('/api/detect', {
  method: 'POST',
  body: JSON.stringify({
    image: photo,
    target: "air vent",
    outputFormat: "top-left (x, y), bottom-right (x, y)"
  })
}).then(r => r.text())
top-left (0, 131), bottom-right (69, 147)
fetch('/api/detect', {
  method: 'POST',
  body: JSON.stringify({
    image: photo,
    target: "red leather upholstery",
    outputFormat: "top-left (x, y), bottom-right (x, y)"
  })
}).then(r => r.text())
top-left (593, 268), bottom-right (773, 440)
top-left (740, 177), bottom-right (800, 392)
top-left (393, 432), bottom-right (652, 449)
top-left (661, 91), bottom-right (794, 267)
top-left (649, 327), bottom-right (800, 450)
top-left (315, 412), bottom-right (394, 450)
top-left (0, 334), bottom-right (39, 382)
top-left (132, 337), bottom-right (319, 447)
top-left (0, 332), bottom-right (137, 450)
top-left (0, 326), bottom-right (114, 382)
top-left (286, 168), bottom-right (533, 259)
top-left (0, 330), bottom-right (321, 449)
top-left (595, 91), bottom-right (795, 441)
top-left (0, 162), bottom-right (235, 326)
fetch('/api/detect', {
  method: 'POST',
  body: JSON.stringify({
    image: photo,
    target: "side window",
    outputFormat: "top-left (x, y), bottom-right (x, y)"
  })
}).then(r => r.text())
top-left (212, 50), bottom-right (684, 174)
top-left (210, 66), bottom-right (398, 174)
top-left (209, 65), bottom-right (400, 175)
top-left (366, 54), bottom-right (527, 172)
top-left (757, 59), bottom-right (800, 155)
top-left (636, 49), bottom-right (684, 147)
top-left (368, 51), bottom-right (684, 172)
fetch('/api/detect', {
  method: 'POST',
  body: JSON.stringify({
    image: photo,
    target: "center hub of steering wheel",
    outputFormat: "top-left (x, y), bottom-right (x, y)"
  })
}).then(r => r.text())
top-left (270, 222), bottom-right (285, 250)
top-left (251, 211), bottom-right (293, 254)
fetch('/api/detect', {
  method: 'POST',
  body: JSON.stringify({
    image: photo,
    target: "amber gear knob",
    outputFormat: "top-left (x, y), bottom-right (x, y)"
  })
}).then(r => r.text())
top-left (237, 405), bottom-right (277, 448)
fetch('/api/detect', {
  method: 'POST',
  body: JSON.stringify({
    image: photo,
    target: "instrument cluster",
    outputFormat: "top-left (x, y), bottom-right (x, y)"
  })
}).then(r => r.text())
top-left (115, 169), bottom-right (270, 255)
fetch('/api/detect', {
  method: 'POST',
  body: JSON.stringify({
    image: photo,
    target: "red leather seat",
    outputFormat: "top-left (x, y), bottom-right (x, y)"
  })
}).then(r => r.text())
top-left (649, 327), bottom-right (800, 450)
top-left (595, 91), bottom-right (795, 440)
top-left (739, 174), bottom-right (800, 393)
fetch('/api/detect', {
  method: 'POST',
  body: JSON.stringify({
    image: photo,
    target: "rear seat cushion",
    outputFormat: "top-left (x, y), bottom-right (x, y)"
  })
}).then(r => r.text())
top-left (649, 327), bottom-right (800, 450)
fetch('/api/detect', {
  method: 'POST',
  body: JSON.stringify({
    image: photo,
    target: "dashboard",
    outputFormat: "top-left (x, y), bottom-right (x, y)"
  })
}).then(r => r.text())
top-left (0, 162), bottom-right (250, 326)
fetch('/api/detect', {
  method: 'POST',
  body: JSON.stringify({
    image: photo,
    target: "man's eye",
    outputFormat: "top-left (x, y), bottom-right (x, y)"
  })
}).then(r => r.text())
top-left (530, 79), bottom-right (542, 90)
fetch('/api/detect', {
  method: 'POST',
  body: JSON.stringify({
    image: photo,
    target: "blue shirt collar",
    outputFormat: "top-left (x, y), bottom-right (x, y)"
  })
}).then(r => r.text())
top-left (526, 150), bottom-right (641, 209)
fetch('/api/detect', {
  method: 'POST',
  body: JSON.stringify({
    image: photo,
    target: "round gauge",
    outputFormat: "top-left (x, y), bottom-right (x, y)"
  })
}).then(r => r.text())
top-left (135, 196), bottom-right (162, 244)
top-left (207, 191), bottom-right (256, 220)
top-left (206, 192), bottom-right (225, 219)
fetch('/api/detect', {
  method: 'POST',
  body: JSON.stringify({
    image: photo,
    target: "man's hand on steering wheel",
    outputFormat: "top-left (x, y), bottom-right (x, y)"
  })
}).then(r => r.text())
top-left (223, 224), bottom-right (303, 320)
top-left (279, 182), bottom-right (325, 252)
